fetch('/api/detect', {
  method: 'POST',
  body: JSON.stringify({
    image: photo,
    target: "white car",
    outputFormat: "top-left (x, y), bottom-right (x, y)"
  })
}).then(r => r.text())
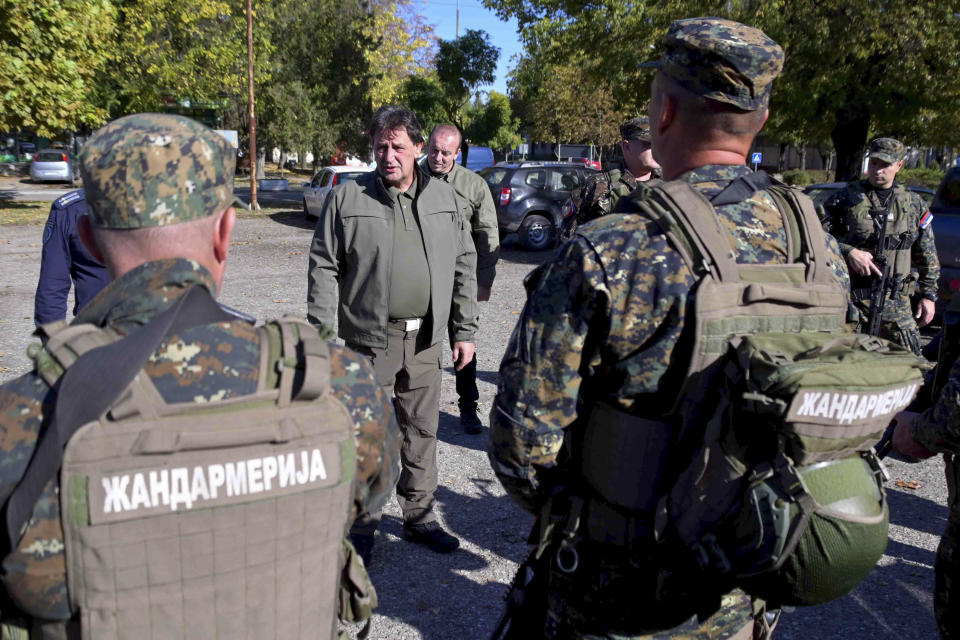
top-left (302, 165), bottom-right (375, 219)
top-left (30, 149), bottom-right (79, 184)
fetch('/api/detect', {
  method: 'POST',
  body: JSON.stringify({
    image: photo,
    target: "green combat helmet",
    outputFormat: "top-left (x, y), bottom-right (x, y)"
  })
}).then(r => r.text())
top-left (80, 113), bottom-right (248, 229)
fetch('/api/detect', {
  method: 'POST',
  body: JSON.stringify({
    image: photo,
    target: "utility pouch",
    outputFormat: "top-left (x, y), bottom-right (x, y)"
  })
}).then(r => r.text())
top-left (339, 537), bottom-right (378, 625)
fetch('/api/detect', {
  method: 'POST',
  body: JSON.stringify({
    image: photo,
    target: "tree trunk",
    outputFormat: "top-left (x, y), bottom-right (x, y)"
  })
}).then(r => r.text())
top-left (459, 127), bottom-right (470, 168)
top-left (799, 146), bottom-right (807, 171)
top-left (255, 147), bottom-right (266, 180)
top-left (830, 101), bottom-right (870, 182)
top-left (279, 150), bottom-right (286, 178)
top-left (778, 143), bottom-right (787, 172)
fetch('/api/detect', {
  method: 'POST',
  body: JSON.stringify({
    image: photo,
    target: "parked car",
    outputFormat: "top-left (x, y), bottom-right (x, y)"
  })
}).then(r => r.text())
top-left (562, 156), bottom-right (602, 171)
top-left (19, 142), bottom-right (36, 162)
top-left (457, 146), bottom-right (494, 172)
top-left (478, 161), bottom-right (598, 250)
top-left (302, 165), bottom-right (375, 219)
top-left (803, 182), bottom-right (936, 208)
top-left (30, 149), bottom-right (79, 184)
top-left (929, 167), bottom-right (960, 316)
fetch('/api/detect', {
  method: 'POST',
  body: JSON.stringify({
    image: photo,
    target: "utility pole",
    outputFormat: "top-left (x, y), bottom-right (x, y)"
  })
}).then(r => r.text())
top-left (246, 0), bottom-right (258, 210)
top-left (456, 0), bottom-right (459, 36)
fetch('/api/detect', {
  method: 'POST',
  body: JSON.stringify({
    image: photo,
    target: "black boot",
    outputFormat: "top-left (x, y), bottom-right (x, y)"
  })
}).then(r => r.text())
top-left (459, 402), bottom-right (483, 434)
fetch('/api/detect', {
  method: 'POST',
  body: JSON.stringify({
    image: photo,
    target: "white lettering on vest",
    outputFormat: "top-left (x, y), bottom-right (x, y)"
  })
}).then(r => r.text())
top-left (102, 475), bottom-right (132, 513)
top-left (795, 383), bottom-right (919, 425)
top-left (98, 448), bottom-right (331, 516)
top-left (278, 453), bottom-right (296, 488)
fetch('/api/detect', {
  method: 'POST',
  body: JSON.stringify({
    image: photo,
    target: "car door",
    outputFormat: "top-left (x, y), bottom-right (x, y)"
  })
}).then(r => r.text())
top-left (545, 167), bottom-right (586, 226)
top-left (305, 169), bottom-right (332, 214)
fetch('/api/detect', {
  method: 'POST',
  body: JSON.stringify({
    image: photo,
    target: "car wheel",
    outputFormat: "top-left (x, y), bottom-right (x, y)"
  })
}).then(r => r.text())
top-left (519, 214), bottom-right (555, 251)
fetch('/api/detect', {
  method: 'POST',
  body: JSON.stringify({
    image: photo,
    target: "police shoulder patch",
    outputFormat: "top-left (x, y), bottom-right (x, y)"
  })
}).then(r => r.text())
top-left (42, 223), bottom-right (54, 244)
top-left (54, 191), bottom-right (82, 209)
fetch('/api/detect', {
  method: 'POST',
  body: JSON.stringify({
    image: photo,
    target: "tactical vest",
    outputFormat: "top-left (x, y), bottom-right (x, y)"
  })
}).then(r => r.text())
top-left (8, 300), bottom-right (367, 639)
top-left (839, 184), bottom-right (919, 300)
top-left (569, 178), bottom-right (929, 611)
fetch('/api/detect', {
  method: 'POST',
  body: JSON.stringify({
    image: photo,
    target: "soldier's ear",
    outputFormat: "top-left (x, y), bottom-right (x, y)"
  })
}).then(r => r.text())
top-left (212, 207), bottom-right (236, 264)
top-left (77, 215), bottom-right (106, 265)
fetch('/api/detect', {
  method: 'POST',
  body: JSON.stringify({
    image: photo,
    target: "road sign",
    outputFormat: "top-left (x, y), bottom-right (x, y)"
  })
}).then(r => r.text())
top-left (751, 152), bottom-right (763, 164)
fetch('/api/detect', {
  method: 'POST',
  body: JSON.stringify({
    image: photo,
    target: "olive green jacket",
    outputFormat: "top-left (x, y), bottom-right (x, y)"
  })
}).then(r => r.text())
top-left (307, 165), bottom-right (479, 349)
top-left (421, 159), bottom-right (500, 288)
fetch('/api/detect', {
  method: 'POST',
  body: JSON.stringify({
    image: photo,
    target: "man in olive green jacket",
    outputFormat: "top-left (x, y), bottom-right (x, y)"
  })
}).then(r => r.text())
top-left (308, 106), bottom-right (479, 564)
top-left (421, 123), bottom-right (500, 433)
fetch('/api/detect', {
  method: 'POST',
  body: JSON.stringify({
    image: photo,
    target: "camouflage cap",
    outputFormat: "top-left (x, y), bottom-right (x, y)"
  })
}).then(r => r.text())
top-left (867, 137), bottom-right (906, 164)
top-left (80, 113), bottom-right (247, 229)
top-left (641, 17), bottom-right (784, 111)
top-left (620, 116), bottom-right (651, 142)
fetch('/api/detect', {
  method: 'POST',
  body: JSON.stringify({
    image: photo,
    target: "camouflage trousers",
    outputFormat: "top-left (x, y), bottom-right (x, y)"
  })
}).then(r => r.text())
top-left (936, 480), bottom-right (960, 639)
top-left (853, 299), bottom-right (922, 355)
top-left (505, 549), bottom-right (764, 640)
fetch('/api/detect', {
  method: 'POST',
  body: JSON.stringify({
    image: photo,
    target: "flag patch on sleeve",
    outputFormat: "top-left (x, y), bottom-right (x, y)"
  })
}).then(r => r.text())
top-left (920, 211), bottom-right (933, 229)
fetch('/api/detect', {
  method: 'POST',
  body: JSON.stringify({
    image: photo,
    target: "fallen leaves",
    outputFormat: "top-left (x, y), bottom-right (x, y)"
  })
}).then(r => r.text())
top-left (894, 478), bottom-right (923, 490)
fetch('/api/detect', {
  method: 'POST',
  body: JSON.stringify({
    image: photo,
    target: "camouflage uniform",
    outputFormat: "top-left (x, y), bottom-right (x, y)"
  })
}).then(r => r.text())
top-left (565, 117), bottom-right (662, 234)
top-left (911, 312), bottom-right (960, 639)
top-left (0, 114), bottom-right (399, 629)
top-left (823, 138), bottom-right (939, 354)
top-left (490, 19), bottom-right (850, 640)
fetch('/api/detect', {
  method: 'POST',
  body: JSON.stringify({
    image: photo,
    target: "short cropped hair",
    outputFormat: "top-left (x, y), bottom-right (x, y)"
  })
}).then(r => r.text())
top-left (369, 106), bottom-right (424, 145)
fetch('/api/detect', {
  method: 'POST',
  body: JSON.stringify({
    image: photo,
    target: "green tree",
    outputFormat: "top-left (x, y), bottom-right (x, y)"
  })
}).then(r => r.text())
top-left (435, 29), bottom-right (499, 164)
top-left (365, 0), bottom-right (436, 106)
top-left (465, 91), bottom-right (521, 152)
top-left (487, 0), bottom-right (960, 180)
top-left (100, 0), bottom-right (272, 118)
top-left (402, 74), bottom-right (448, 135)
top-left (0, 0), bottom-right (117, 136)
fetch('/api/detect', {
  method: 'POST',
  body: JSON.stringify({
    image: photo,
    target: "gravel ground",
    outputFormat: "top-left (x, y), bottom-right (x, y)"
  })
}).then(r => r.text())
top-left (0, 213), bottom-right (947, 639)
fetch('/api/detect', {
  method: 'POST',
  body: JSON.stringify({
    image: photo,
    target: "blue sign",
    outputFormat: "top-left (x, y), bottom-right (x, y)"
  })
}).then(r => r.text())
top-left (751, 152), bottom-right (763, 164)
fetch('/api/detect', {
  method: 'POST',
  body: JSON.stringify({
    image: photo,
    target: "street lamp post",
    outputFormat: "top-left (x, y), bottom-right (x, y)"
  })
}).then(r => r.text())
top-left (246, 0), bottom-right (258, 210)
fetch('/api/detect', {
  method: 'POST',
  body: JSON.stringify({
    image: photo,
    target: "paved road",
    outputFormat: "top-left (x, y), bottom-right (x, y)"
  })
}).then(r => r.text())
top-left (0, 214), bottom-right (947, 639)
top-left (0, 177), bottom-right (305, 208)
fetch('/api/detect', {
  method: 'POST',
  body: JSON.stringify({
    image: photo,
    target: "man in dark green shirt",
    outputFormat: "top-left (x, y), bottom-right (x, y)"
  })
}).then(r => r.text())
top-left (308, 106), bottom-right (479, 564)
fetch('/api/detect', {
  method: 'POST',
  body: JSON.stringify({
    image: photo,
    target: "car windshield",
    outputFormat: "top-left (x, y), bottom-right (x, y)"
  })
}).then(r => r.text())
top-left (934, 171), bottom-right (960, 209)
top-left (36, 152), bottom-right (65, 162)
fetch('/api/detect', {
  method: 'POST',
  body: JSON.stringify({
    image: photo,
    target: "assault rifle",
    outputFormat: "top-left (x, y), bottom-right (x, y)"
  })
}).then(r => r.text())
top-left (865, 208), bottom-right (892, 338)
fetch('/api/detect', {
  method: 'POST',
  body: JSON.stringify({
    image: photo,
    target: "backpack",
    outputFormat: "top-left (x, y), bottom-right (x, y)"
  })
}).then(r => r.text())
top-left (590, 177), bottom-right (930, 608)
top-left (5, 288), bottom-right (373, 639)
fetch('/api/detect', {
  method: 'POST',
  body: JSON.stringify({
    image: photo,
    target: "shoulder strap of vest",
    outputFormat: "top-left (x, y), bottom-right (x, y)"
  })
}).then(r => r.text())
top-left (272, 317), bottom-right (331, 405)
top-left (626, 180), bottom-right (740, 282)
top-left (3, 286), bottom-right (231, 550)
top-left (29, 322), bottom-right (116, 388)
top-left (625, 175), bottom-right (834, 285)
top-left (765, 183), bottom-right (835, 284)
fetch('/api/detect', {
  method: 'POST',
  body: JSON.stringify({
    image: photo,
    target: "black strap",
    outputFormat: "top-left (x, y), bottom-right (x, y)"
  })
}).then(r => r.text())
top-left (709, 171), bottom-right (773, 206)
top-left (4, 286), bottom-right (231, 549)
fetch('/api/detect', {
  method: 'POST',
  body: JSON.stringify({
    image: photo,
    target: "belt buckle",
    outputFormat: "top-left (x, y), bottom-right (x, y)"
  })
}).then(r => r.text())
top-left (403, 318), bottom-right (421, 332)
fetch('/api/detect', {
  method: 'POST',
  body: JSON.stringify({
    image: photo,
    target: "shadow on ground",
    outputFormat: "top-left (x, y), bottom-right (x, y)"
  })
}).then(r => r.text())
top-left (365, 482), bottom-right (530, 639)
top-left (265, 209), bottom-right (315, 230)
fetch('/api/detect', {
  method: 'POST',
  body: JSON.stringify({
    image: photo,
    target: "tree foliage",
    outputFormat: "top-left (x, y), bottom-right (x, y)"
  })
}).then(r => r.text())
top-left (436, 30), bottom-right (499, 129)
top-left (465, 91), bottom-right (521, 150)
top-left (100, 0), bottom-right (270, 117)
top-left (487, 0), bottom-right (960, 179)
top-left (365, 0), bottom-right (436, 107)
top-left (0, 0), bottom-right (117, 136)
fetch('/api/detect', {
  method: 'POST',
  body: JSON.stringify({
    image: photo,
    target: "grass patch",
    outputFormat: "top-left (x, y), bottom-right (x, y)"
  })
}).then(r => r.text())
top-left (0, 201), bottom-right (49, 225)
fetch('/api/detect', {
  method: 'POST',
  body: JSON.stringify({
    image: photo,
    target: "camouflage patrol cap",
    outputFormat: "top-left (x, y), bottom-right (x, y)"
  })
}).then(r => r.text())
top-left (867, 138), bottom-right (906, 164)
top-left (620, 116), bottom-right (651, 142)
top-left (80, 113), bottom-right (247, 229)
top-left (641, 17), bottom-right (784, 111)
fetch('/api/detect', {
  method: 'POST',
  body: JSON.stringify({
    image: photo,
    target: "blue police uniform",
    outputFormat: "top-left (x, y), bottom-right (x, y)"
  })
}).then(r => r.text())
top-left (33, 191), bottom-right (109, 325)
